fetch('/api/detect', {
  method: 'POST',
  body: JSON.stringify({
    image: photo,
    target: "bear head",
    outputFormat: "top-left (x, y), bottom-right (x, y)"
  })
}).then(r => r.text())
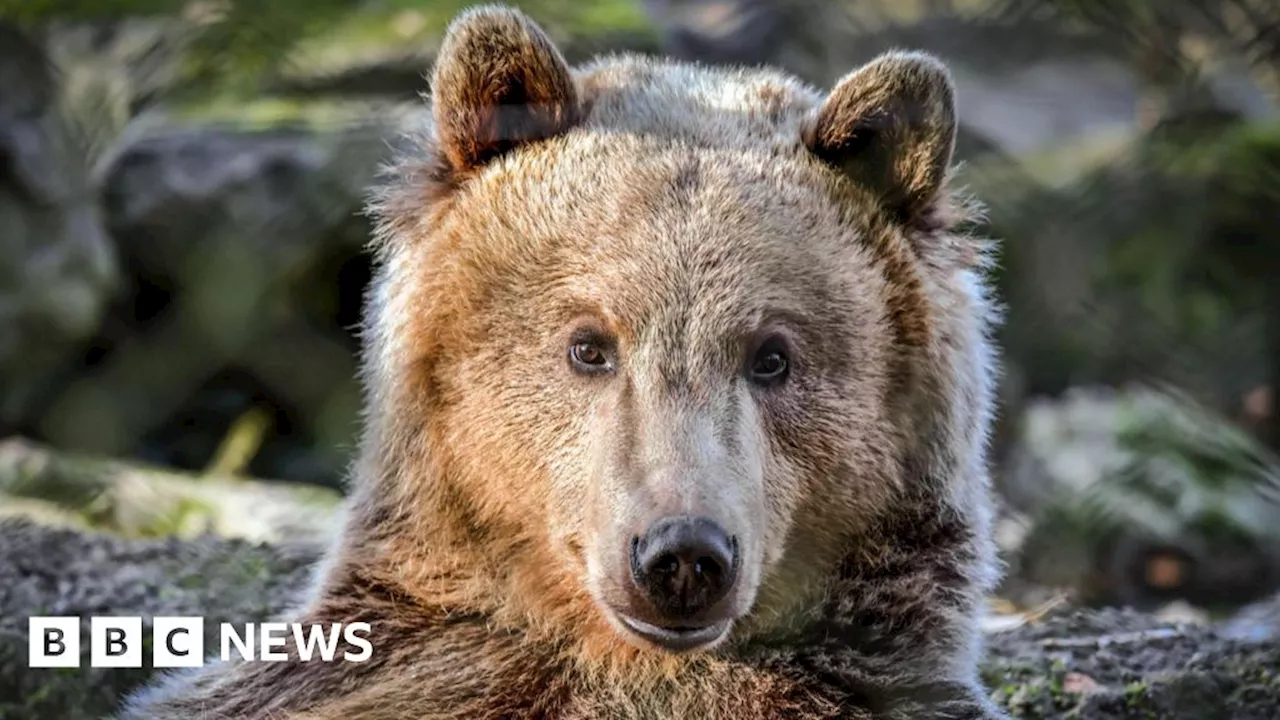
top-left (356, 4), bottom-right (998, 661)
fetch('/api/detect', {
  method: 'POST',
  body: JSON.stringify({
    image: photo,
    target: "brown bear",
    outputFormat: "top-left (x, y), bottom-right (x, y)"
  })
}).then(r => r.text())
top-left (118, 4), bottom-right (1007, 719)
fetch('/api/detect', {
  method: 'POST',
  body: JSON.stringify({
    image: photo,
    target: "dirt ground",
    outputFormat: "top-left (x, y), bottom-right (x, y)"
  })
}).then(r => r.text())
top-left (984, 606), bottom-right (1280, 718)
top-left (1, 519), bottom-right (1277, 719)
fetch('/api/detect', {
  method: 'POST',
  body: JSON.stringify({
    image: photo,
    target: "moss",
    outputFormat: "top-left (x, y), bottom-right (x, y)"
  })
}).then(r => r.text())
top-left (135, 496), bottom-right (212, 538)
top-left (170, 96), bottom-right (395, 130)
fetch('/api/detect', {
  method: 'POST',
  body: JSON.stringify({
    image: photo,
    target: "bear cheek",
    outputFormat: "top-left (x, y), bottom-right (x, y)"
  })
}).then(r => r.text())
top-left (575, 418), bottom-right (634, 589)
top-left (738, 397), bottom-right (794, 572)
top-left (545, 469), bottom-right (592, 574)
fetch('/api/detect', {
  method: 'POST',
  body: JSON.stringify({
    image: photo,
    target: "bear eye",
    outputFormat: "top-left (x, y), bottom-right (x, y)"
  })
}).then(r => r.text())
top-left (747, 336), bottom-right (790, 387)
top-left (568, 336), bottom-right (614, 375)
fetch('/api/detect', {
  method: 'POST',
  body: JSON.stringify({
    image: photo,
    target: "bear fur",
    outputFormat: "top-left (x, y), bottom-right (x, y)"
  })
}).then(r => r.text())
top-left (118, 5), bottom-right (1007, 719)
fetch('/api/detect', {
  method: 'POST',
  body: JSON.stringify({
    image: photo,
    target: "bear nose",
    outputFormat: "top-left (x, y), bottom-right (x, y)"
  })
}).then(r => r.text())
top-left (630, 515), bottom-right (739, 618)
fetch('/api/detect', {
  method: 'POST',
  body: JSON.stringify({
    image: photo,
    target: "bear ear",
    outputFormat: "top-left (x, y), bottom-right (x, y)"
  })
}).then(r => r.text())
top-left (430, 6), bottom-right (580, 175)
top-left (803, 51), bottom-right (957, 226)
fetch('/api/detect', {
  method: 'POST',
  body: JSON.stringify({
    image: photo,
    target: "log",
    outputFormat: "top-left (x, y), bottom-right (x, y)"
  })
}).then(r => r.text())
top-left (0, 437), bottom-right (341, 544)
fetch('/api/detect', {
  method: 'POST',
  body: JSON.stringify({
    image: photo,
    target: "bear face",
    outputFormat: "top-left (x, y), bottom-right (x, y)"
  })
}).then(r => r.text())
top-left (364, 6), bottom-right (991, 660)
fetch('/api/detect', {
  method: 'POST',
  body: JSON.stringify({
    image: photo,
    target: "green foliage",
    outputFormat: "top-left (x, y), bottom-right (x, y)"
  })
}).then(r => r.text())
top-left (7, 0), bottom-right (652, 102)
top-left (1106, 388), bottom-right (1280, 532)
top-left (1096, 120), bottom-right (1280, 364)
top-left (1, 0), bottom-right (187, 21)
top-left (177, 0), bottom-right (363, 95)
top-left (1012, 386), bottom-right (1280, 608)
top-left (968, 111), bottom-right (1280, 401)
top-left (994, 0), bottom-right (1280, 81)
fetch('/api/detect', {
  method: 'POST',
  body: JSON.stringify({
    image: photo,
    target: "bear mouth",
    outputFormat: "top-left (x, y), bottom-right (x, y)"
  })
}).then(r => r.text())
top-left (616, 614), bottom-right (732, 652)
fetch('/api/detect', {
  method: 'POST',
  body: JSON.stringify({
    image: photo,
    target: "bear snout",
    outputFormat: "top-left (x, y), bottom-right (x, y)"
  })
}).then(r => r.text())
top-left (629, 515), bottom-right (740, 618)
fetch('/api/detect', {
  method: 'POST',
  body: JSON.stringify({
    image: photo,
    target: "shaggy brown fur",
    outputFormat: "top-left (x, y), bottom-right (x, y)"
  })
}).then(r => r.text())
top-left (118, 4), bottom-right (1007, 719)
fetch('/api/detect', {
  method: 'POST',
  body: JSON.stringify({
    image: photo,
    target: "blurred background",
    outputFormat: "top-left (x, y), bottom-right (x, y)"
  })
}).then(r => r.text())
top-left (1, 0), bottom-right (1279, 621)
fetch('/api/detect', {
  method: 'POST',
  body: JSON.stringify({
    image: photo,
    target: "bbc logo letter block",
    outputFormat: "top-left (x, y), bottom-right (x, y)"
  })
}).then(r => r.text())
top-left (29, 617), bottom-right (204, 669)
top-left (27, 617), bottom-right (81, 668)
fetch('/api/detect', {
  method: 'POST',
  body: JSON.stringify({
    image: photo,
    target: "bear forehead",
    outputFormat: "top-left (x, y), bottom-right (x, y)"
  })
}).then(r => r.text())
top-left (424, 56), bottom-right (894, 341)
top-left (435, 170), bottom-right (885, 368)
top-left (440, 58), bottom-right (874, 259)
top-left (442, 151), bottom-right (880, 325)
top-left (574, 55), bottom-right (822, 148)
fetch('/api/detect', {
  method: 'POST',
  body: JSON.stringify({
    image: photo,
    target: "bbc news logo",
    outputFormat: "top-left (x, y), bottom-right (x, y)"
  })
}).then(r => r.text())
top-left (29, 617), bottom-right (372, 668)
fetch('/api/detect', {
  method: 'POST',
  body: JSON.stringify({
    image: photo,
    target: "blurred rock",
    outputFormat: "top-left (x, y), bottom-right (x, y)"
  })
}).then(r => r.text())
top-left (0, 23), bottom-right (120, 430)
top-left (34, 107), bottom-right (412, 487)
top-left (98, 114), bottom-right (392, 268)
top-left (1153, 600), bottom-right (1210, 626)
top-left (1221, 593), bottom-right (1280, 644)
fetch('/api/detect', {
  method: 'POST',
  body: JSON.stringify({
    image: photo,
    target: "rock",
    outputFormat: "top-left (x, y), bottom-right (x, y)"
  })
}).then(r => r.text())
top-left (1, 520), bottom-right (1278, 719)
top-left (1221, 594), bottom-right (1280, 645)
top-left (0, 23), bottom-right (120, 430)
top-left (35, 108), bottom-right (409, 486)
top-left (97, 113), bottom-right (395, 270)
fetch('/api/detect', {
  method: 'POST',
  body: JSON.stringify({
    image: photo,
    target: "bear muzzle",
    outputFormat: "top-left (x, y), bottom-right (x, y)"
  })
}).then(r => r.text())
top-left (612, 515), bottom-right (741, 652)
